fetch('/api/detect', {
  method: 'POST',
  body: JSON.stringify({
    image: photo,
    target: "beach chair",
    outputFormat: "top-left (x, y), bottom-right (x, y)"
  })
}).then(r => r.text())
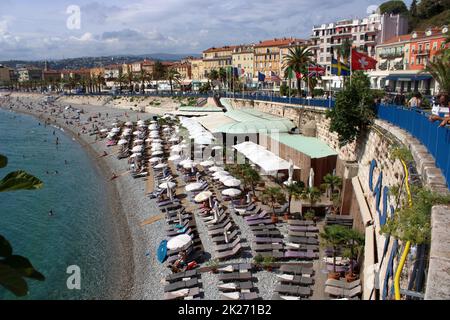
top-left (254, 243), bottom-right (284, 252)
top-left (208, 222), bottom-right (233, 236)
top-left (258, 251), bottom-right (284, 259)
top-left (216, 243), bottom-right (242, 260)
top-left (163, 278), bottom-right (199, 292)
top-left (218, 271), bottom-right (252, 282)
top-left (325, 279), bottom-right (361, 290)
top-left (220, 292), bottom-right (258, 300)
top-left (218, 281), bottom-right (253, 292)
top-left (214, 237), bottom-right (241, 252)
top-left (206, 216), bottom-right (230, 230)
top-left (244, 209), bottom-right (268, 222)
top-left (246, 219), bottom-right (272, 226)
top-left (325, 285), bottom-right (361, 298)
top-left (276, 274), bottom-right (314, 286)
top-left (249, 224), bottom-right (277, 232)
top-left (288, 220), bottom-right (315, 226)
top-left (274, 284), bottom-right (312, 297)
top-left (284, 250), bottom-right (306, 259)
top-left (165, 270), bottom-right (198, 283)
top-left (254, 236), bottom-right (283, 244)
top-left (273, 203), bottom-right (289, 215)
top-left (280, 264), bottom-right (314, 276)
top-left (253, 230), bottom-right (282, 238)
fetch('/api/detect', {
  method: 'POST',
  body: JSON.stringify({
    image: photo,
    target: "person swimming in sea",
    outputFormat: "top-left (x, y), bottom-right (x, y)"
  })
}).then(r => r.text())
top-left (49, 209), bottom-right (54, 217)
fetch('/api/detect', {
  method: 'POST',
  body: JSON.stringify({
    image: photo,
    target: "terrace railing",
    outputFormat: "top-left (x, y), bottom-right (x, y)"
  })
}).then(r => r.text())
top-left (376, 104), bottom-right (450, 190)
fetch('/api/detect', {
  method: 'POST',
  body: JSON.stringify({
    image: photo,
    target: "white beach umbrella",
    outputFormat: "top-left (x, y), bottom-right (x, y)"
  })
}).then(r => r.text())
top-left (133, 131), bottom-right (141, 136)
top-left (194, 136), bottom-right (213, 145)
top-left (125, 121), bottom-right (133, 126)
top-left (149, 157), bottom-right (162, 164)
top-left (163, 127), bottom-right (171, 133)
top-left (209, 166), bottom-right (223, 172)
top-left (212, 146), bottom-right (222, 151)
top-left (183, 162), bottom-right (197, 169)
top-left (223, 178), bottom-right (241, 188)
top-left (150, 120), bottom-right (157, 124)
top-left (222, 188), bottom-right (242, 197)
top-left (122, 131), bottom-right (131, 137)
top-left (168, 154), bottom-right (181, 161)
top-left (137, 120), bottom-right (145, 126)
top-left (170, 145), bottom-right (183, 153)
top-left (118, 139), bottom-right (128, 145)
top-left (167, 234), bottom-right (192, 251)
top-left (149, 124), bottom-right (158, 130)
top-left (134, 139), bottom-right (144, 145)
top-left (154, 163), bottom-right (168, 169)
top-left (309, 168), bottom-right (315, 188)
top-left (111, 122), bottom-right (118, 127)
top-left (169, 137), bottom-right (179, 143)
top-left (179, 159), bottom-right (192, 166)
top-left (151, 145), bottom-right (163, 152)
top-left (100, 129), bottom-right (108, 133)
top-left (152, 151), bottom-right (164, 156)
top-left (150, 132), bottom-right (159, 138)
top-left (159, 181), bottom-right (176, 189)
top-left (185, 182), bottom-right (204, 192)
top-left (132, 146), bottom-right (143, 153)
top-left (212, 171), bottom-right (230, 178)
top-left (200, 160), bottom-right (214, 167)
top-left (194, 191), bottom-right (213, 203)
top-left (130, 153), bottom-right (141, 159)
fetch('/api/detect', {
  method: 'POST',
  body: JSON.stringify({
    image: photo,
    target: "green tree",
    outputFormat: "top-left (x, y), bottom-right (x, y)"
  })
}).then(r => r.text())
top-left (417, 0), bottom-right (450, 19)
top-left (300, 187), bottom-right (322, 212)
top-left (337, 38), bottom-right (353, 64)
top-left (423, 52), bottom-right (450, 95)
top-left (166, 68), bottom-right (181, 95)
top-left (261, 187), bottom-right (287, 216)
top-left (342, 229), bottom-right (365, 276)
top-left (0, 154), bottom-right (45, 297)
top-left (283, 46), bottom-right (313, 97)
top-left (285, 182), bottom-right (305, 215)
top-left (326, 71), bottom-right (376, 147)
top-left (321, 173), bottom-right (342, 200)
top-left (379, 0), bottom-right (409, 15)
top-left (320, 225), bottom-right (349, 274)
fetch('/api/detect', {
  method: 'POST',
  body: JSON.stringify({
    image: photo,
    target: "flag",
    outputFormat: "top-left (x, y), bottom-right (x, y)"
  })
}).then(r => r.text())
top-left (233, 67), bottom-right (239, 77)
top-left (331, 58), bottom-right (350, 76)
top-left (295, 72), bottom-right (303, 79)
top-left (270, 71), bottom-right (281, 82)
top-left (351, 50), bottom-right (377, 71)
top-left (258, 72), bottom-right (266, 82)
top-left (308, 64), bottom-right (326, 77)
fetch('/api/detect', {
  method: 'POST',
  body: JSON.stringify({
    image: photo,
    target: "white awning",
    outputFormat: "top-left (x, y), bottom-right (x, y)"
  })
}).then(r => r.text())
top-left (196, 113), bottom-right (237, 132)
top-left (233, 141), bottom-right (299, 174)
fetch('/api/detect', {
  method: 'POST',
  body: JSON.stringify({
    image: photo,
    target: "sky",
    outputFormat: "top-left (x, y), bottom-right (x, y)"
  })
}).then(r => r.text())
top-left (0, 0), bottom-right (413, 61)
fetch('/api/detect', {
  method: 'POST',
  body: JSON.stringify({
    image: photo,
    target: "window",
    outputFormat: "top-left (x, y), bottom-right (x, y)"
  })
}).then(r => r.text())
top-left (411, 58), bottom-right (414, 65)
top-left (433, 42), bottom-right (437, 50)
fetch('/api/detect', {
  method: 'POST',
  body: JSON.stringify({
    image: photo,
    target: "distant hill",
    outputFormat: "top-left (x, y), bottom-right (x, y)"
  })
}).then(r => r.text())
top-left (0, 53), bottom-right (201, 70)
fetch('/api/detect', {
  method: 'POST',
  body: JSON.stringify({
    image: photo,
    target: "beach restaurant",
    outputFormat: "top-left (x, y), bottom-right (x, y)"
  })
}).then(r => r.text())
top-left (189, 108), bottom-right (338, 187)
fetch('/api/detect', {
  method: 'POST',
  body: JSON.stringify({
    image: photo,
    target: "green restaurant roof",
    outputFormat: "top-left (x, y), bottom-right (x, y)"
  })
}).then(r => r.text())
top-left (178, 105), bottom-right (223, 112)
top-left (212, 109), bottom-right (295, 134)
top-left (269, 133), bottom-right (338, 159)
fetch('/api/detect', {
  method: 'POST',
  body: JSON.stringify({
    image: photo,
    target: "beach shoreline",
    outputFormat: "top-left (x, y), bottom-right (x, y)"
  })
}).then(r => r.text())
top-left (0, 93), bottom-right (168, 300)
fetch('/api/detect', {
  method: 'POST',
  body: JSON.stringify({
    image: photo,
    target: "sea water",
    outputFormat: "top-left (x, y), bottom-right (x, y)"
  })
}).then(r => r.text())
top-left (0, 108), bottom-right (116, 300)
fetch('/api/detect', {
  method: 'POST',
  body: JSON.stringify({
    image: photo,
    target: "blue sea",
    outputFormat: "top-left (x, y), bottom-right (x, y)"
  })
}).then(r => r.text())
top-left (0, 108), bottom-right (118, 300)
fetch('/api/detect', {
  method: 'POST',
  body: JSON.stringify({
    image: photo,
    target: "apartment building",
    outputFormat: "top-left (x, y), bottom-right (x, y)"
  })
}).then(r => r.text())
top-left (310, 13), bottom-right (408, 75)
top-left (0, 65), bottom-right (12, 85)
top-left (202, 45), bottom-right (236, 76)
top-left (191, 58), bottom-right (205, 81)
top-left (254, 38), bottom-right (304, 83)
top-left (232, 45), bottom-right (255, 81)
top-left (409, 26), bottom-right (448, 70)
top-left (173, 62), bottom-right (192, 80)
top-left (17, 67), bottom-right (43, 83)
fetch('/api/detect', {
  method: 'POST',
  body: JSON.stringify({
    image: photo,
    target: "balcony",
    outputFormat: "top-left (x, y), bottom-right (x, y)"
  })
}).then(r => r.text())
top-left (415, 49), bottom-right (430, 56)
top-left (379, 52), bottom-right (404, 59)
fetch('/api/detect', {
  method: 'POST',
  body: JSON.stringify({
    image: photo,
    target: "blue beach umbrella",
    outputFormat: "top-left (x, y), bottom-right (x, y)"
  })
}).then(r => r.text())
top-left (157, 240), bottom-right (168, 263)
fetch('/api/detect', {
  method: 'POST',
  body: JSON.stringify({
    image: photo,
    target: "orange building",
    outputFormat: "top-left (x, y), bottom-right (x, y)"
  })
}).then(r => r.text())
top-left (408, 26), bottom-right (448, 70)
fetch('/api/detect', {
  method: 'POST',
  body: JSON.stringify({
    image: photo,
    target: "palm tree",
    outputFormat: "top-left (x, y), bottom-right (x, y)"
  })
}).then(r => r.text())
top-left (321, 173), bottom-right (342, 200)
top-left (342, 229), bottom-right (364, 278)
top-left (117, 73), bottom-right (127, 93)
top-left (423, 53), bottom-right (450, 94)
top-left (283, 46), bottom-right (313, 97)
top-left (138, 69), bottom-right (151, 94)
top-left (218, 68), bottom-right (227, 91)
top-left (96, 74), bottom-right (105, 93)
top-left (166, 68), bottom-right (181, 95)
top-left (300, 187), bottom-right (322, 213)
top-left (261, 187), bottom-right (287, 217)
top-left (242, 166), bottom-right (261, 197)
top-left (320, 225), bottom-right (349, 276)
top-left (285, 182), bottom-right (305, 215)
top-left (338, 39), bottom-right (353, 64)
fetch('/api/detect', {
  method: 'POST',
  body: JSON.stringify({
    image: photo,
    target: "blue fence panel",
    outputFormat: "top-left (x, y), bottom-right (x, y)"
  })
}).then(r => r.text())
top-left (377, 104), bottom-right (450, 190)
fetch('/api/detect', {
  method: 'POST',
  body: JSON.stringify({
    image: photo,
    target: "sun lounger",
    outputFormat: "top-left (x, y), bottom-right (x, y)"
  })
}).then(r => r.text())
top-left (218, 271), bottom-right (252, 282)
top-left (276, 274), bottom-right (314, 286)
top-left (164, 278), bottom-right (199, 292)
top-left (325, 285), bottom-right (361, 298)
top-left (220, 292), bottom-right (258, 300)
top-left (279, 264), bottom-right (314, 275)
top-left (216, 243), bottom-right (242, 260)
top-left (254, 243), bottom-right (284, 252)
top-left (274, 284), bottom-right (312, 297)
top-left (212, 230), bottom-right (239, 244)
top-left (254, 237), bottom-right (283, 244)
top-left (253, 230), bottom-right (282, 237)
top-left (214, 237), bottom-right (241, 252)
top-left (288, 220), bottom-right (315, 226)
top-left (273, 203), bottom-right (289, 215)
top-left (208, 222), bottom-right (233, 236)
top-left (289, 225), bottom-right (319, 232)
top-left (271, 293), bottom-right (301, 300)
top-left (164, 287), bottom-right (200, 300)
top-left (166, 226), bottom-right (197, 237)
top-left (246, 219), bottom-right (272, 226)
top-left (249, 224), bottom-right (276, 231)
top-left (218, 281), bottom-right (253, 292)
top-left (217, 264), bottom-right (252, 273)
top-left (165, 270), bottom-right (198, 283)
top-left (207, 217), bottom-right (231, 231)
top-left (244, 209), bottom-right (267, 222)
top-left (326, 264), bottom-right (349, 273)
top-left (288, 236), bottom-right (319, 245)
top-left (325, 279), bottom-right (361, 290)
top-left (258, 251), bottom-right (284, 259)
top-left (284, 250), bottom-right (306, 259)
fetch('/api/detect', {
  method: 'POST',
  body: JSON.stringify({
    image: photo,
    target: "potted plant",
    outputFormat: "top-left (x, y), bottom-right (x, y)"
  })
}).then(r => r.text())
top-left (320, 225), bottom-right (349, 280)
top-left (262, 256), bottom-right (275, 272)
top-left (342, 229), bottom-right (364, 282)
top-left (253, 254), bottom-right (264, 270)
top-left (304, 210), bottom-right (315, 221)
top-left (262, 187), bottom-right (287, 224)
top-left (206, 259), bottom-right (219, 274)
top-left (285, 181), bottom-right (305, 218)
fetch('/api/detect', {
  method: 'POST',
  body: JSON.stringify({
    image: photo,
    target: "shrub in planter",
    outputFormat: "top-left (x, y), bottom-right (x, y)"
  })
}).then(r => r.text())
top-left (205, 259), bottom-right (219, 273)
top-left (262, 256), bottom-right (275, 271)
